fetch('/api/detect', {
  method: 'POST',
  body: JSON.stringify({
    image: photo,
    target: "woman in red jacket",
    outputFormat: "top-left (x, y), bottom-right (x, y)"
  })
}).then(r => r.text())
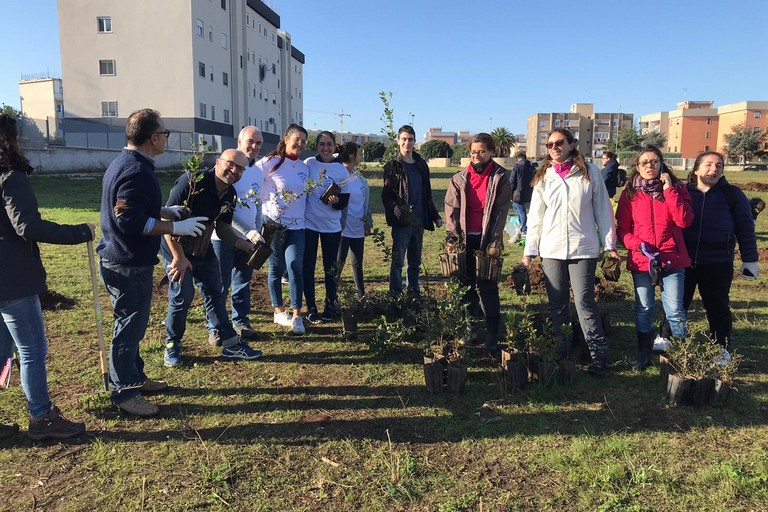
top-left (616, 146), bottom-right (694, 369)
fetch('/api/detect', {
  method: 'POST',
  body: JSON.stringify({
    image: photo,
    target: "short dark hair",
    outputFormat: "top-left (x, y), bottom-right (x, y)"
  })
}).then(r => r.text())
top-left (397, 125), bottom-right (415, 138)
top-left (515, 149), bottom-right (527, 159)
top-left (467, 132), bottom-right (495, 153)
top-left (603, 151), bottom-right (616, 159)
top-left (126, 109), bottom-right (161, 146)
top-left (337, 141), bottom-right (358, 164)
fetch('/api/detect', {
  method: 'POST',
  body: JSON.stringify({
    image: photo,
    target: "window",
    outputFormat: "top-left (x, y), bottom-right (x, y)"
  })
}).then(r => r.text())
top-left (706, 131), bottom-right (711, 139)
top-left (222, 72), bottom-right (228, 86)
top-left (97, 17), bottom-right (112, 33)
top-left (704, 145), bottom-right (709, 151)
top-left (258, 22), bottom-right (262, 34)
top-left (246, 14), bottom-right (249, 25)
top-left (209, 65), bottom-right (214, 81)
top-left (272, 63), bottom-right (276, 74)
top-left (263, 26), bottom-right (267, 38)
top-left (707, 117), bottom-right (712, 125)
top-left (211, 106), bottom-right (215, 121)
top-left (221, 33), bottom-right (228, 49)
top-left (199, 62), bottom-right (206, 77)
top-left (208, 26), bottom-right (213, 42)
top-left (200, 102), bottom-right (207, 119)
top-left (221, 0), bottom-right (226, 9)
top-left (224, 109), bottom-right (230, 124)
top-left (196, 19), bottom-right (204, 37)
top-left (99, 59), bottom-right (116, 75)
top-left (264, 88), bottom-right (268, 101)
top-left (756, 111), bottom-right (762, 119)
top-left (272, 32), bottom-right (275, 43)
top-left (272, 92), bottom-right (276, 104)
top-left (754, 127), bottom-right (762, 134)
top-left (101, 101), bottom-right (118, 117)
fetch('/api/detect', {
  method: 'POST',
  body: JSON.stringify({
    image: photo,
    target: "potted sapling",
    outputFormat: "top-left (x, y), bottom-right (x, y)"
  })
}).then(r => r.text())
top-left (438, 235), bottom-right (467, 280)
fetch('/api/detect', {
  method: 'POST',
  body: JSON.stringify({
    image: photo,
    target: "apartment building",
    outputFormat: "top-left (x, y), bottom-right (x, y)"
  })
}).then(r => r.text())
top-left (18, 75), bottom-right (64, 142)
top-left (424, 128), bottom-right (457, 144)
top-left (717, 101), bottom-right (768, 155)
top-left (57, 0), bottom-right (304, 150)
top-left (527, 103), bottom-right (632, 160)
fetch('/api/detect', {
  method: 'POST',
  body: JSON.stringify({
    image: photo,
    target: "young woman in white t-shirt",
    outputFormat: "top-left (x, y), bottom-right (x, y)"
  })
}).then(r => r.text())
top-left (336, 142), bottom-right (372, 296)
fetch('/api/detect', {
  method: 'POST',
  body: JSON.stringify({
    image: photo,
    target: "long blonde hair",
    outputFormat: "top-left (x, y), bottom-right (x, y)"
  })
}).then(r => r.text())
top-left (531, 128), bottom-right (591, 186)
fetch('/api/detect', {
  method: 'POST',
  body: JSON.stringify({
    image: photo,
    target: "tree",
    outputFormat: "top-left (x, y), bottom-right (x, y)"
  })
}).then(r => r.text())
top-left (360, 141), bottom-right (385, 162)
top-left (606, 126), bottom-right (642, 154)
top-left (379, 91), bottom-right (396, 141)
top-left (419, 140), bottom-right (452, 160)
top-left (451, 143), bottom-right (468, 165)
top-left (723, 122), bottom-right (762, 165)
top-left (305, 133), bottom-right (317, 151)
top-left (641, 130), bottom-right (667, 149)
top-left (490, 127), bottom-right (515, 157)
top-left (1, 104), bottom-right (21, 117)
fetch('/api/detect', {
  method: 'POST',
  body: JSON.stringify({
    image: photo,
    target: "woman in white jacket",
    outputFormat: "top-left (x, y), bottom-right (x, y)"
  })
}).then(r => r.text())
top-left (520, 128), bottom-right (619, 375)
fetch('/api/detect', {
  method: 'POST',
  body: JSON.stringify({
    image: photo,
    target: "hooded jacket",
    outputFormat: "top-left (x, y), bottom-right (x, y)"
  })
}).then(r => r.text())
top-left (381, 151), bottom-right (441, 230)
top-left (444, 161), bottom-right (512, 250)
top-left (616, 182), bottom-right (694, 272)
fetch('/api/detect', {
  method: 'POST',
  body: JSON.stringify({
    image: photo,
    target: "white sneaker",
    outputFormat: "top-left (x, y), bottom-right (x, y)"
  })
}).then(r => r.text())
top-left (273, 311), bottom-right (293, 327)
top-left (292, 315), bottom-right (305, 335)
top-left (716, 347), bottom-right (732, 367)
top-left (652, 335), bottom-right (673, 353)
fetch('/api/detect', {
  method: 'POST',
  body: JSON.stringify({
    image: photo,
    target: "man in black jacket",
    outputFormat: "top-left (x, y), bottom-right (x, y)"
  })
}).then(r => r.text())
top-left (509, 150), bottom-right (534, 236)
top-left (381, 125), bottom-right (443, 297)
top-left (601, 151), bottom-right (619, 199)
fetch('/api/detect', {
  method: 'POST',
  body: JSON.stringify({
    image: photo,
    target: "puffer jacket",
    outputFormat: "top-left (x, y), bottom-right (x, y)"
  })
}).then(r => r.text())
top-left (444, 162), bottom-right (512, 250)
top-left (683, 178), bottom-right (758, 265)
top-left (616, 183), bottom-right (693, 272)
top-left (524, 162), bottom-right (616, 259)
top-left (381, 151), bottom-right (441, 229)
top-left (1, 168), bottom-right (92, 301)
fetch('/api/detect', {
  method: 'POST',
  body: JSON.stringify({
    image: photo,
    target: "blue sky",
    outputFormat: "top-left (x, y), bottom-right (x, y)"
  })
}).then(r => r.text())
top-left (3, 0), bottom-right (766, 140)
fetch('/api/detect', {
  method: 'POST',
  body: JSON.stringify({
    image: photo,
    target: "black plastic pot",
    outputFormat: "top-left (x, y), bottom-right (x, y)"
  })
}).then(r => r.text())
top-left (247, 239), bottom-right (273, 270)
top-left (558, 360), bottom-right (576, 386)
top-left (424, 356), bottom-right (444, 395)
top-left (666, 373), bottom-right (694, 406)
top-left (341, 311), bottom-right (358, 340)
top-left (439, 252), bottom-right (466, 279)
top-left (476, 254), bottom-right (503, 282)
top-left (501, 350), bottom-right (528, 391)
top-left (174, 222), bottom-right (214, 258)
top-left (692, 378), bottom-right (715, 407)
top-left (710, 379), bottom-right (734, 406)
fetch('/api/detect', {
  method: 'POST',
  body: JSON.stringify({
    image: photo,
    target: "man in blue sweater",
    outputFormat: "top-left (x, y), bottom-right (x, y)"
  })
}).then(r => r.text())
top-left (98, 109), bottom-right (207, 417)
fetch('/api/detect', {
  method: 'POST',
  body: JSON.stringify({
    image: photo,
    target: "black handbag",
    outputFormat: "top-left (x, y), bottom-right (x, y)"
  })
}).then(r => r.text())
top-left (601, 255), bottom-right (621, 282)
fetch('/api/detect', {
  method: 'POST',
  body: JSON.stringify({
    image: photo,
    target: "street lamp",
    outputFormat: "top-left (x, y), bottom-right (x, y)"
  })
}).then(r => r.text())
top-left (409, 112), bottom-right (415, 128)
top-left (489, 117), bottom-right (493, 132)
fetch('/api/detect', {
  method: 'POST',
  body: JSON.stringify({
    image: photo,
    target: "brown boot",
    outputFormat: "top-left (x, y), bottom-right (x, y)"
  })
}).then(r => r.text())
top-left (140, 378), bottom-right (168, 394)
top-left (27, 406), bottom-right (85, 441)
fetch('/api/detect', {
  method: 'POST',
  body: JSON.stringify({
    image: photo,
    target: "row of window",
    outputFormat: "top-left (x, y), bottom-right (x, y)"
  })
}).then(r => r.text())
top-left (199, 102), bottom-right (230, 124)
top-left (198, 61), bottom-right (228, 86)
top-left (245, 13), bottom-right (277, 43)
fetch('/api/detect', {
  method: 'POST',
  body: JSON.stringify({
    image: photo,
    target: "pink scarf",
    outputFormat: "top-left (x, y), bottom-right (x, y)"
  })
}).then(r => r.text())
top-left (552, 160), bottom-right (573, 179)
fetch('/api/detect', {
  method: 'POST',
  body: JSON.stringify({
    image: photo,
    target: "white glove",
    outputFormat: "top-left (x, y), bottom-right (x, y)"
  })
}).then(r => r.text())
top-left (741, 261), bottom-right (759, 279)
top-left (172, 216), bottom-right (208, 236)
top-left (161, 205), bottom-right (188, 220)
top-left (246, 229), bottom-right (264, 244)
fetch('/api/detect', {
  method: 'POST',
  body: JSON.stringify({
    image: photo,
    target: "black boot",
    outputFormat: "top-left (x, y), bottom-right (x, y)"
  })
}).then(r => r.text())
top-left (632, 331), bottom-right (654, 370)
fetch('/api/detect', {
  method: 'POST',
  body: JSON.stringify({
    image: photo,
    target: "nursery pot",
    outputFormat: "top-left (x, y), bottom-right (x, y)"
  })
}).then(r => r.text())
top-left (666, 373), bottom-right (694, 406)
top-left (439, 252), bottom-right (467, 279)
top-left (247, 239), bottom-right (273, 270)
top-left (423, 356), bottom-right (445, 395)
top-left (710, 378), bottom-right (734, 407)
top-left (476, 254), bottom-right (503, 282)
top-left (558, 360), bottom-right (576, 386)
top-left (526, 352), bottom-right (540, 382)
top-left (659, 354), bottom-right (676, 392)
top-left (173, 222), bottom-right (214, 258)
top-left (341, 311), bottom-right (358, 340)
top-left (260, 220), bottom-right (283, 244)
top-left (501, 350), bottom-right (528, 391)
top-left (446, 358), bottom-right (468, 394)
top-left (538, 360), bottom-right (558, 386)
top-left (692, 377), bottom-right (715, 407)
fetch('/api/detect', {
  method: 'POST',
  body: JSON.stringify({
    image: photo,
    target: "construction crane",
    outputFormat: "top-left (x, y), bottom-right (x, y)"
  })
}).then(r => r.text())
top-left (305, 108), bottom-right (351, 133)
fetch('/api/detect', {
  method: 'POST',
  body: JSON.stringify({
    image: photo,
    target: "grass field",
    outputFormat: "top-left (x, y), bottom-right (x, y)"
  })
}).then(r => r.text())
top-left (0, 168), bottom-right (767, 511)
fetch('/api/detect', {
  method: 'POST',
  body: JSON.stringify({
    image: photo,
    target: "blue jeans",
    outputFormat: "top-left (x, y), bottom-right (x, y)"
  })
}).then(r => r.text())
top-left (162, 255), bottom-right (237, 347)
top-left (211, 240), bottom-right (254, 329)
top-left (389, 224), bottom-right (424, 297)
top-left (303, 229), bottom-right (341, 311)
top-left (99, 260), bottom-right (153, 405)
top-left (633, 269), bottom-right (686, 337)
top-left (268, 228), bottom-right (305, 310)
top-left (512, 202), bottom-right (529, 234)
top-left (0, 295), bottom-right (52, 418)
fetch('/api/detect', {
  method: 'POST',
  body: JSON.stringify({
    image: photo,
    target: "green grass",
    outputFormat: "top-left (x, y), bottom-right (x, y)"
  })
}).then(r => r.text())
top-left (0, 169), bottom-right (766, 511)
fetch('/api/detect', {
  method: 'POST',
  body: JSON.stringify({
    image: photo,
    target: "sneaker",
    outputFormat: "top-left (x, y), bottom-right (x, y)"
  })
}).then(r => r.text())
top-left (716, 347), bottom-right (732, 367)
top-left (164, 342), bottom-right (183, 367)
top-left (140, 378), bottom-right (168, 394)
top-left (234, 324), bottom-right (259, 340)
top-left (320, 308), bottom-right (336, 323)
top-left (208, 330), bottom-right (223, 347)
top-left (116, 395), bottom-right (159, 417)
top-left (273, 311), bottom-right (293, 327)
top-left (221, 340), bottom-right (263, 361)
top-left (292, 315), bottom-right (305, 335)
top-left (0, 422), bottom-right (19, 439)
top-left (306, 309), bottom-right (322, 325)
top-left (281, 273), bottom-right (290, 285)
top-left (652, 335), bottom-right (673, 353)
top-left (27, 406), bottom-right (86, 440)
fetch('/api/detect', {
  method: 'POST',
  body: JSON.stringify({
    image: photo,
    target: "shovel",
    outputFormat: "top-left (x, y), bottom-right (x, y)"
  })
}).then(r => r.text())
top-left (87, 240), bottom-right (110, 392)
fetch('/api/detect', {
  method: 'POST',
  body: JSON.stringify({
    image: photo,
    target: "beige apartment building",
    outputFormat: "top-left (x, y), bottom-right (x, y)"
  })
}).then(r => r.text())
top-left (527, 103), bottom-right (632, 160)
top-left (18, 76), bottom-right (64, 143)
top-left (57, 0), bottom-right (304, 149)
top-left (717, 101), bottom-right (768, 156)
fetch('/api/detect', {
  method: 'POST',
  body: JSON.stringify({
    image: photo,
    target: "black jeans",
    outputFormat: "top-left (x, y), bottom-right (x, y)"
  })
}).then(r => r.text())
top-left (303, 229), bottom-right (342, 312)
top-left (684, 262), bottom-right (733, 346)
top-left (337, 236), bottom-right (365, 295)
top-left (464, 235), bottom-right (501, 348)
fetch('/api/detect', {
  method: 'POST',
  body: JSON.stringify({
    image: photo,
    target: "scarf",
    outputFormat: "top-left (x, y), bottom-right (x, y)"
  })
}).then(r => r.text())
top-left (633, 174), bottom-right (664, 200)
top-left (552, 159), bottom-right (573, 179)
top-left (469, 160), bottom-right (494, 174)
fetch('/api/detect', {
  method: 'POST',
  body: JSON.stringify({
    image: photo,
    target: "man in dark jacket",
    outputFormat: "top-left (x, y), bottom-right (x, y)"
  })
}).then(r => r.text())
top-left (509, 150), bottom-right (534, 235)
top-left (98, 109), bottom-right (208, 417)
top-left (161, 148), bottom-right (262, 367)
top-left (381, 125), bottom-right (443, 297)
top-left (601, 151), bottom-right (619, 199)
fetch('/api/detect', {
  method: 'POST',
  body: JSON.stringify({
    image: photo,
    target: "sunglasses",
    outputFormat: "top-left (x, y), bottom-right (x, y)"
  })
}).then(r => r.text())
top-left (154, 129), bottom-right (171, 138)
top-left (545, 139), bottom-right (566, 149)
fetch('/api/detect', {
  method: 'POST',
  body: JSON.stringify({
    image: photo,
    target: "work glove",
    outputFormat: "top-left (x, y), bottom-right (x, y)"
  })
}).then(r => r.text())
top-left (639, 242), bottom-right (659, 261)
top-left (172, 216), bottom-right (208, 236)
top-left (161, 205), bottom-right (189, 220)
top-left (741, 261), bottom-right (759, 279)
top-left (246, 229), bottom-right (264, 244)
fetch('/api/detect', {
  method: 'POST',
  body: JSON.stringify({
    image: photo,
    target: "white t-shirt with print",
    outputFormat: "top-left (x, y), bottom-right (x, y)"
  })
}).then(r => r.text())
top-left (303, 156), bottom-right (349, 233)
top-left (342, 173), bottom-right (366, 239)
top-left (258, 155), bottom-right (309, 230)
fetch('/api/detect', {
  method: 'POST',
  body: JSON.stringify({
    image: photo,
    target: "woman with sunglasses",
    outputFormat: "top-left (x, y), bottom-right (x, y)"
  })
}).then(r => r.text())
top-left (258, 124), bottom-right (310, 335)
top-left (616, 146), bottom-right (693, 369)
top-left (302, 131), bottom-right (349, 324)
top-left (520, 128), bottom-right (618, 375)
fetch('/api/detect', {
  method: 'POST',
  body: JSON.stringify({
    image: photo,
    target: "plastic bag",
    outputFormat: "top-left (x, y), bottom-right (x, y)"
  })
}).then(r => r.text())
top-left (505, 215), bottom-right (521, 243)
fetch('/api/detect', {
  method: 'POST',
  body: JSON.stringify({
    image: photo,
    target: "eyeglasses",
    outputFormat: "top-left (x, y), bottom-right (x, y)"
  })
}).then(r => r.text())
top-left (220, 158), bottom-right (245, 173)
top-left (470, 150), bottom-right (488, 156)
top-left (545, 139), bottom-right (566, 149)
top-left (639, 159), bottom-right (661, 167)
top-left (154, 130), bottom-right (170, 138)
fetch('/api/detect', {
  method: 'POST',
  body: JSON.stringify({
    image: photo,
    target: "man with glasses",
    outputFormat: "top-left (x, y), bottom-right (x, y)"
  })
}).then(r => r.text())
top-left (382, 125), bottom-right (443, 298)
top-left (161, 148), bottom-right (263, 369)
top-left (99, 109), bottom-right (209, 417)
top-left (208, 127), bottom-right (264, 345)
